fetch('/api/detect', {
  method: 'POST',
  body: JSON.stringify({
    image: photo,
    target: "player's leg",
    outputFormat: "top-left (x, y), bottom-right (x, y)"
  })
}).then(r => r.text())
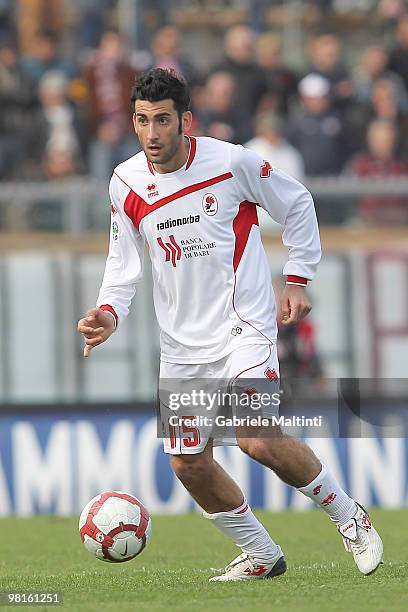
top-left (159, 358), bottom-right (285, 581)
top-left (237, 427), bottom-right (355, 519)
top-left (238, 430), bottom-right (383, 574)
top-left (231, 344), bottom-right (383, 575)
top-left (170, 438), bottom-right (242, 512)
top-left (169, 440), bottom-right (286, 581)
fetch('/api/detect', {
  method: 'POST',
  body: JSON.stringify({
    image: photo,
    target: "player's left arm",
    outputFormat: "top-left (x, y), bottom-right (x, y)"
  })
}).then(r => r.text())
top-left (233, 147), bottom-right (321, 325)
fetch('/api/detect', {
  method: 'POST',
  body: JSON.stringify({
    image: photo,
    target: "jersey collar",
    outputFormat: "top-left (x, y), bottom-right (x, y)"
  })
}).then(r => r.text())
top-left (146, 135), bottom-right (196, 176)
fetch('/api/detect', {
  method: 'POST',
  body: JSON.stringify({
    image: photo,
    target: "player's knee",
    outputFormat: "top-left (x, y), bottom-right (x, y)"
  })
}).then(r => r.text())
top-left (238, 438), bottom-right (267, 460)
top-left (238, 438), bottom-right (284, 471)
top-left (170, 453), bottom-right (212, 486)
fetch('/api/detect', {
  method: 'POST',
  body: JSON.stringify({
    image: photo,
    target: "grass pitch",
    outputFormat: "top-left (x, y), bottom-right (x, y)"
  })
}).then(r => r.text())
top-left (0, 509), bottom-right (406, 612)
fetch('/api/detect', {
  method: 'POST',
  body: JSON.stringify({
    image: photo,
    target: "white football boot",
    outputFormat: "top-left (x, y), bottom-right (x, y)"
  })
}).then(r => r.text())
top-left (338, 503), bottom-right (383, 575)
top-left (209, 546), bottom-right (287, 582)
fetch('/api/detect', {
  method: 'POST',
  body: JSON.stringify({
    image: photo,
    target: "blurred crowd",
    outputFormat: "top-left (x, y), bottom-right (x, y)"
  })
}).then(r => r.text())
top-left (2, 0), bottom-right (408, 224)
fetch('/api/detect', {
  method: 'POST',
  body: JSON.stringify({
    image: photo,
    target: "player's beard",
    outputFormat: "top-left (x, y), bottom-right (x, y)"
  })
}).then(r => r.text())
top-left (145, 132), bottom-right (183, 166)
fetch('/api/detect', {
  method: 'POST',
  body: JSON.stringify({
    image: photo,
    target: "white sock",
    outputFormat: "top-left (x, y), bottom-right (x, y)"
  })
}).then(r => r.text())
top-left (203, 498), bottom-right (280, 563)
top-left (298, 463), bottom-right (357, 524)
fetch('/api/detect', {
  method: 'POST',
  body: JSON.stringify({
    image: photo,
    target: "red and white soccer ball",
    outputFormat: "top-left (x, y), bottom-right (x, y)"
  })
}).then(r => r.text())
top-left (79, 491), bottom-right (151, 563)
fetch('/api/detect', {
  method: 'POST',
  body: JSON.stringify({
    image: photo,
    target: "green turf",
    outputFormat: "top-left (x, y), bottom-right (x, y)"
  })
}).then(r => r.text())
top-left (0, 510), bottom-right (406, 612)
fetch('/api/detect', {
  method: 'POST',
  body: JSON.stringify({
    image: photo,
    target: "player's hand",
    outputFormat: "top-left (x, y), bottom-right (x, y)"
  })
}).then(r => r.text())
top-left (77, 307), bottom-right (115, 357)
top-left (280, 285), bottom-right (311, 325)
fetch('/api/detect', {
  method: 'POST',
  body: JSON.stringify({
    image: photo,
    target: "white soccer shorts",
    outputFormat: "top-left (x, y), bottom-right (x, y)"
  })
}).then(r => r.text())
top-left (159, 343), bottom-right (280, 455)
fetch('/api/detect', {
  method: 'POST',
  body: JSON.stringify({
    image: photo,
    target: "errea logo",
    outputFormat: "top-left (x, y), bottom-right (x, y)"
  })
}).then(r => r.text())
top-left (202, 193), bottom-right (218, 216)
top-left (260, 160), bottom-right (273, 178)
top-left (147, 183), bottom-right (159, 198)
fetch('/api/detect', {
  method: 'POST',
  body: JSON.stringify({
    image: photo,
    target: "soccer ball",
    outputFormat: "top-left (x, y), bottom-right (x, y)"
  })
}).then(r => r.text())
top-left (79, 491), bottom-right (151, 562)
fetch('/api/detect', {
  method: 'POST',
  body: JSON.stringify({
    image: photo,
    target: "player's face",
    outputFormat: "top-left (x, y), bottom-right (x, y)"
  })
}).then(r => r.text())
top-left (133, 99), bottom-right (191, 168)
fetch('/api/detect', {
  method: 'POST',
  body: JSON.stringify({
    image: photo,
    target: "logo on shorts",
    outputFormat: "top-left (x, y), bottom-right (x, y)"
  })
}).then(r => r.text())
top-left (202, 193), bottom-right (218, 216)
top-left (112, 221), bottom-right (119, 241)
top-left (264, 367), bottom-right (279, 381)
top-left (231, 326), bottom-right (242, 336)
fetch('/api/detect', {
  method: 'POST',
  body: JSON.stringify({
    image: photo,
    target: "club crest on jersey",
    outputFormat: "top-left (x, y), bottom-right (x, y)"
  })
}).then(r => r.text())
top-left (147, 183), bottom-right (159, 198)
top-left (202, 193), bottom-right (218, 216)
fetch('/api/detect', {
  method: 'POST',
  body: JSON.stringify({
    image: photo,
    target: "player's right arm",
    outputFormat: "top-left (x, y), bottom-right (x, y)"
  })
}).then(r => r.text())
top-left (77, 173), bottom-right (145, 357)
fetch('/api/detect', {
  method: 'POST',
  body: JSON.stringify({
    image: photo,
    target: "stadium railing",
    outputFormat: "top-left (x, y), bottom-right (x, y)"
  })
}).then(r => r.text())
top-left (1, 176), bottom-right (408, 233)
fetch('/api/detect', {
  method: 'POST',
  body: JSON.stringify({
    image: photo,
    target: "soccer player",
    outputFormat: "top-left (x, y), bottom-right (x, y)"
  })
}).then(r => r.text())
top-left (77, 68), bottom-right (383, 581)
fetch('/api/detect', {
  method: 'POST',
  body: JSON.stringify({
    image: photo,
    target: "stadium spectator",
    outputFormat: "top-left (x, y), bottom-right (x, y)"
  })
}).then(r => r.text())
top-left (44, 143), bottom-right (79, 179)
top-left (83, 29), bottom-right (138, 178)
top-left (16, 0), bottom-right (68, 54)
top-left (150, 25), bottom-right (197, 85)
top-left (197, 71), bottom-right (248, 144)
top-left (214, 25), bottom-right (267, 122)
top-left (306, 31), bottom-right (354, 110)
top-left (24, 71), bottom-right (84, 179)
top-left (21, 30), bottom-right (76, 88)
top-left (245, 112), bottom-right (304, 180)
top-left (74, 0), bottom-right (115, 50)
top-left (0, 39), bottom-right (35, 179)
top-left (389, 14), bottom-right (408, 93)
top-left (347, 77), bottom-right (408, 154)
top-left (347, 119), bottom-right (408, 224)
top-left (255, 32), bottom-right (298, 116)
top-left (0, 0), bottom-right (14, 40)
top-left (377, 0), bottom-right (406, 32)
top-left (287, 73), bottom-right (347, 176)
top-left (3, 4), bottom-right (408, 188)
top-left (353, 45), bottom-right (407, 109)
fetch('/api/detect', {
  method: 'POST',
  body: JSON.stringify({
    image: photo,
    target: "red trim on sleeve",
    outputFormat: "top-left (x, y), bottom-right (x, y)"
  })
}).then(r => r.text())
top-left (100, 304), bottom-right (118, 325)
top-left (287, 275), bottom-right (308, 285)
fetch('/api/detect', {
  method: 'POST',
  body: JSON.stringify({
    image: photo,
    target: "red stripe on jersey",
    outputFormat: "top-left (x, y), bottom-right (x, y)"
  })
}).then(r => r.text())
top-left (147, 159), bottom-right (155, 175)
top-left (185, 135), bottom-right (196, 170)
top-left (287, 275), bottom-right (308, 285)
top-left (99, 304), bottom-right (118, 325)
top-left (124, 172), bottom-right (233, 230)
top-left (232, 200), bottom-right (259, 271)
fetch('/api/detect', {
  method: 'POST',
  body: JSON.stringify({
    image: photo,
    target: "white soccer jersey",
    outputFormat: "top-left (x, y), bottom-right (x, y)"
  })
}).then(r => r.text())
top-left (97, 136), bottom-right (321, 364)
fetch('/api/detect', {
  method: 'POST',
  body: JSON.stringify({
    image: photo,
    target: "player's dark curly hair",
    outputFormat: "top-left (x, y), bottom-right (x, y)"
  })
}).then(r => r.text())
top-left (131, 68), bottom-right (191, 122)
